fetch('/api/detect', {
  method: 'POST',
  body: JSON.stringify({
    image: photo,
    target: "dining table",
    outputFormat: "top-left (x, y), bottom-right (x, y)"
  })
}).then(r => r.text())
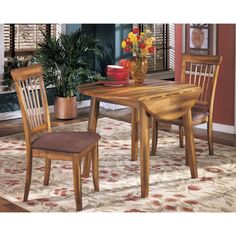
top-left (78, 79), bottom-right (201, 198)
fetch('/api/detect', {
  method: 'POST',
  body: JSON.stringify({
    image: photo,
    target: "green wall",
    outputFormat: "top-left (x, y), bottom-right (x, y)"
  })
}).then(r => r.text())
top-left (66, 24), bottom-right (81, 33)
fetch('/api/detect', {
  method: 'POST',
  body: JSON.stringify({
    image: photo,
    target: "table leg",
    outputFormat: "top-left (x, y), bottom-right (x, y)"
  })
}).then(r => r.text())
top-left (131, 108), bottom-right (139, 161)
top-left (139, 106), bottom-right (150, 198)
top-left (183, 110), bottom-right (198, 178)
top-left (83, 97), bottom-right (100, 178)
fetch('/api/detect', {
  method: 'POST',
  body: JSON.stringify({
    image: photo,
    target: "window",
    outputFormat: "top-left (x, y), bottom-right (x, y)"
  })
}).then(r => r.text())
top-left (4, 24), bottom-right (61, 58)
top-left (138, 24), bottom-right (175, 73)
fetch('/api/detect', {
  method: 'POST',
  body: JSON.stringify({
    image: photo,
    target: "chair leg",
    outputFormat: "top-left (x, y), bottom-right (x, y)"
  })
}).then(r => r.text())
top-left (185, 141), bottom-right (189, 166)
top-left (179, 126), bottom-right (184, 148)
top-left (151, 118), bottom-right (158, 156)
top-left (207, 120), bottom-right (214, 155)
top-left (72, 159), bottom-right (82, 211)
top-left (92, 143), bottom-right (99, 191)
top-left (23, 150), bottom-right (33, 202)
top-left (43, 159), bottom-right (51, 186)
top-left (183, 110), bottom-right (198, 179)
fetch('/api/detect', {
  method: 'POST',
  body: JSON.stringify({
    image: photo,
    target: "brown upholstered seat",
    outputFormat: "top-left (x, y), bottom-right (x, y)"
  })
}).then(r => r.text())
top-left (32, 132), bottom-right (101, 153)
top-left (159, 107), bottom-right (209, 126)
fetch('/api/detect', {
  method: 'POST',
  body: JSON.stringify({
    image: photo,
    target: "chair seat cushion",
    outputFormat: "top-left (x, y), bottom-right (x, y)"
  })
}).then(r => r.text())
top-left (191, 108), bottom-right (209, 123)
top-left (159, 107), bottom-right (209, 125)
top-left (32, 132), bottom-right (101, 153)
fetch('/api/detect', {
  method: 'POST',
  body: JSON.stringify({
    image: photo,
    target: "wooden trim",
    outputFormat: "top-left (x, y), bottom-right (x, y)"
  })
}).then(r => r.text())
top-left (182, 24), bottom-right (186, 53)
top-left (213, 24), bottom-right (217, 55)
top-left (234, 24), bottom-right (236, 134)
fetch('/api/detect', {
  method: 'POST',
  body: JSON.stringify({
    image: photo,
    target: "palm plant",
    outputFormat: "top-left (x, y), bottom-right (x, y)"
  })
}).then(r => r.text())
top-left (3, 57), bottom-right (36, 91)
top-left (35, 28), bottom-right (105, 98)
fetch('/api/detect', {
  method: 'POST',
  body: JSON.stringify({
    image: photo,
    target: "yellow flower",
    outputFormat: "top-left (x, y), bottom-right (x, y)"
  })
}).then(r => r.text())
top-left (128, 32), bottom-right (134, 39)
top-left (145, 38), bottom-right (153, 47)
top-left (140, 32), bottom-right (145, 36)
top-left (130, 35), bottom-right (138, 43)
top-left (121, 40), bottom-right (126, 48)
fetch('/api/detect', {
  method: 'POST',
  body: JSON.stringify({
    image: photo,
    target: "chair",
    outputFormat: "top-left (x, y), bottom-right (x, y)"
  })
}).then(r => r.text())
top-left (11, 64), bottom-right (100, 211)
top-left (151, 54), bottom-right (222, 156)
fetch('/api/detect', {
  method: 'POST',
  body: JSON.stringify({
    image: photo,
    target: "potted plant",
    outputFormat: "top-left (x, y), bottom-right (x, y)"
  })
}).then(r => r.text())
top-left (35, 28), bottom-right (105, 119)
top-left (3, 56), bottom-right (36, 91)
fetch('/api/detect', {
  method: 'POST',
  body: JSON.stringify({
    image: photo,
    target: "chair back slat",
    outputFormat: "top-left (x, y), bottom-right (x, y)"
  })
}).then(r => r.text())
top-left (22, 79), bottom-right (39, 128)
top-left (200, 64), bottom-right (209, 100)
top-left (29, 77), bottom-right (42, 126)
top-left (197, 64), bottom-right (203, 87)
top-left (192, 63), bottom-right (198, 85)
top-left (189, 63), bottom-right (194, 84)
top-left (181, 54), bottom-right (222, 112)
top-left (11, 64), bottom-right (51, 136)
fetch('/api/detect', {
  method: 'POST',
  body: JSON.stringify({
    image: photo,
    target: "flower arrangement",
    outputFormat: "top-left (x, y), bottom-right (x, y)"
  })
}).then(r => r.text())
top-left (121, 27), bottom-right (156, 58)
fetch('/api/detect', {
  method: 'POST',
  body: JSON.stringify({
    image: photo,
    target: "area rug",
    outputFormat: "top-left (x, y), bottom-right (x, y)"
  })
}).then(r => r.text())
top-left (0, 117), bottom-right (236, 212)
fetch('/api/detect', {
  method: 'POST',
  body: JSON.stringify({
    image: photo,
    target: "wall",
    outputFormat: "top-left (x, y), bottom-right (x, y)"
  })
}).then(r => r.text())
top-left (66, 24), bottom-right (81, 33)
top-left (115, 24), bottom-right (132, 62)
top-left (174, 24), bottom-right (183, 81)
top-left (175, 24), bottom-right (235, 127)
top-left (94, 24), bottom-right (116, 74)
top-left (214, 24), bottom-right (235, 125)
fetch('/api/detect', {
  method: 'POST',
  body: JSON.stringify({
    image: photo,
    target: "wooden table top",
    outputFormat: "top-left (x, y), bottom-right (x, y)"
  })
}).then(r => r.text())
top-left (78, 79), bottom-right (201, 108)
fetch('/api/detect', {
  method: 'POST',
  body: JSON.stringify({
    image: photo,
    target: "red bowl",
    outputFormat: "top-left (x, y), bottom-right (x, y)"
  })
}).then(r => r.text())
top-left (107, 70), bottom-right (129, 81)
top-left (106, 65), bottom-right (126, 73)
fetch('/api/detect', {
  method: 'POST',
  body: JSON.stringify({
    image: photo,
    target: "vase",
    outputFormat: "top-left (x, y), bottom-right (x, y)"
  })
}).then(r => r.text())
top-left (130, 57), bottom-right (148, 85)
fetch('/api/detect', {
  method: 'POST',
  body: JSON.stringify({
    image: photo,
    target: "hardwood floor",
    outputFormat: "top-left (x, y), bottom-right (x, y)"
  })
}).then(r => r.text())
top-left (0, 107), bottom-right (235, 212)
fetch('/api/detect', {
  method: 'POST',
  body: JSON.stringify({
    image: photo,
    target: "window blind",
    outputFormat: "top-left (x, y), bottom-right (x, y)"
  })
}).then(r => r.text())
top-left (138, 24), bottom-right (175, 73)
top-left (4, 24), bottom-right (61, 58)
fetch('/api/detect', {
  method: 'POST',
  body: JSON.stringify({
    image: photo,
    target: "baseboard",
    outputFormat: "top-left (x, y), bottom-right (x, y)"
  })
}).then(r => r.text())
top-left (100, 102), bottom-right (127, 110)
top-left (195, 123), bottom-right (235, 134)
top-left (172, 123), bottom-right (235, 134)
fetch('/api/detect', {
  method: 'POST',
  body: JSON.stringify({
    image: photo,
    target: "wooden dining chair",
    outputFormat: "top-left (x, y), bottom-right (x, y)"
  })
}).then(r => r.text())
top-left (11, 64), bottom-right (100, 211)
top-left (151, 54), bottom-right (222, 156)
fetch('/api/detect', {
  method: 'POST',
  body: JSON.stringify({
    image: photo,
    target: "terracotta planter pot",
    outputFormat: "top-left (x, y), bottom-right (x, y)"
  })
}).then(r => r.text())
top-left (54, 96), bottom-right (77, 120)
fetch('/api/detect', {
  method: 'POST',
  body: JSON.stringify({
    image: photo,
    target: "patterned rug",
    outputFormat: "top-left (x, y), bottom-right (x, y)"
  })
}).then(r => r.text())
top-left (0, 117), bottom-right (236, 212)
